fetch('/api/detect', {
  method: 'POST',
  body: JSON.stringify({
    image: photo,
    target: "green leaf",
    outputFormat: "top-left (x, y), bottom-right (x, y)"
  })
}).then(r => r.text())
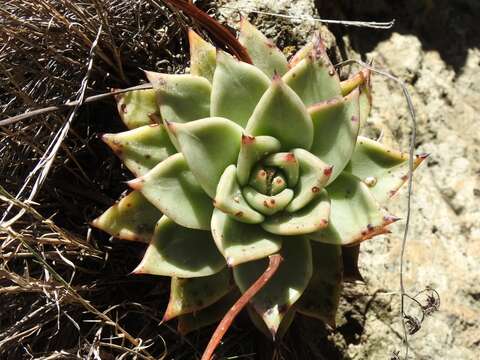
top-left (308, 172), bottom-right (399, 245)
top-left (243, 187), bottom-right (294, 216)
top-left (133, 216), bottom-right (225, 278)
top-left (263, 152), bottom-right (300, 187)
top-left (248, 166), bottom-right (288, 196)
top-left (238, 18), bottom-right (289, 78)
top-left (177, 290), bottom-right (238, 335)
top-left (247, 305), bottom-right (295, 340)
top-left (116, 89), bottom-right (160, 129)
top-left (340, 69), bottom-right (370, 96)
top-left (102, 124), bottom-right (177, 177)
top-left (163, 268), bottom-right (232, 321)
top-left (211, 208), bottom-right (283, 266)
top-left (286, 148), bottom-right (333, 212)
top-left (344, 136), bottom-right (428, 204)
top-left (342, 245), bottom-right (364, 282)
top-left (188, 29), bottom-right (216, 82)
top-left (145, 71), bottom-right (211, 124)
top-left (296, 242), bottom-right (342, 327)
top-left (237, 135), bottom-right (281, 186)
top-left (246, 76), bottom-right (313, 151)
top-left (283, 37), bottom-right (341, 106)
top-left (288, 41), bottom-right (313, 68)
top-left (129, 153), bottom-right (213, 230)
top-left (214, 165), bottom-right (264, 224)
top-left (233, 236), bottom-right (312, 335)
top-left (211, 51), bottom-right (270, 128)
top-left (91, 191), bottom-right (161, 243)
top-left (309, 88), bottom-right (360, 184)
top-left (261, 190), bottom-right (330, 236)
top-left (169, 117), bottom-right (243, 198)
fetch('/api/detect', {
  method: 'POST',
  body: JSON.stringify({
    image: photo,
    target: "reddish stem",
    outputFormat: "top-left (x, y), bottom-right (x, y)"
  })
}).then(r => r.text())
top-left (162, 0), bottom-right (253, 64)
top-left (201, 254), bottom-right (283, 360)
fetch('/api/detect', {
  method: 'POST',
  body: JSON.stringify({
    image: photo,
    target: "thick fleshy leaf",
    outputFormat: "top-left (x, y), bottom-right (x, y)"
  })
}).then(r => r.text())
top-left (340, 69), bottom-right (373, 129)
top-left (145, 71), bottom-right (211, 124)
top-left (283, 37), bottom-right (341, 107)
top-left (247, 305), bottom-right (295, 340)
top-left (308, 172), bottom-right (399, 245)
top-left (233, 236), bottom-right (312, 334)
top-left (243, 187), bottom-right (294, 216)
top-left (188, 29), bottom-right (216, 81)
top-left (169, 117), bottom-right (243, 198)
top-left (289, 41), bottom-right (313, 68)
top-left (102, 124), bottom-right (176, 177)
top-left (286, 148), bottom-right (333, 212)
top-left (133, 216), bottom-right (225, 278)
top-left (248, 165), bottom-right (287, 195)
top-left (263, 152), bottom-right (300, 187)
top-left (91, 191), bottom-right (161, 242)
top-left (309, 88), bottom-right (360, 184)
top-left (296, 242), bottom-right (342, 327)
top-left (214, 165), bottom-right (264, 224)
top-left (342, 245), bottom-right (364, 282)
top-left (261, 190), bottom-right (330, 236)
top-left (344, 136), bottom-right (428, 204)
top-left (177, 290), bottom-right (238, 335)
top-left (246, 76), bottom-right (313, 151)
top-left (163, 268), bottom-right (232, 321)
top-left (211, 208), bottom-right (283, 266)
top-left (340, 69), bottom-right (370, 96)
top-left (238, 18), bottom-right (289, 77)
top-left (116, 89), bottom-right (160, 129)
top-left (237, 135), bottom-right (281, 186)
top-left (129, 153), bottom-right (213, 230)
top-left (211, 51), bottom-right (270, 128)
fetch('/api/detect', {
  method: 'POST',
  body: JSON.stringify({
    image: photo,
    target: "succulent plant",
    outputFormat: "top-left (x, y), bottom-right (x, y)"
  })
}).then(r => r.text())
top-left (92, 19), bottom-right (426, 341)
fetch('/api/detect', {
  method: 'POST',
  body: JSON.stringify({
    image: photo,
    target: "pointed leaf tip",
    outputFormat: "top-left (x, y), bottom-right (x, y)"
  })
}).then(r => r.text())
top-left (127, 177), bottom-right (145, 190)
top-left (246, 78), bottom-right (313, 151)
top-left (238, 18), bottom-right (289, 78)
top-left (188, 28), bottom-right (217, 81)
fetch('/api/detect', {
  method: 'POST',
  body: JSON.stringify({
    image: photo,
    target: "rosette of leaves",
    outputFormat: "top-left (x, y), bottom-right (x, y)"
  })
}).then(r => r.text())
top-left (92, 19), bottom-right (427, 338)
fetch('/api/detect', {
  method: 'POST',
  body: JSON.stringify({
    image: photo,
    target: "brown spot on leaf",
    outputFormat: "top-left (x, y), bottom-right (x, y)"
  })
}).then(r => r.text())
top-left (284, 153), bottom-right (296, 162)
top-left (241, 134), bottom-right (255, 144)
top-left (312, 186), bottom-right (320, 193)
top-left (324, 166), bottom-right (334, 176)
top-left (120, 103), bottom-right (127, 113)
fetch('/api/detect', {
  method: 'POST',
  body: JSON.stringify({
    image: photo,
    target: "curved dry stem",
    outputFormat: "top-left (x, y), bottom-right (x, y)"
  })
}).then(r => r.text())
top-left (160, 0), bottom-right (253, 64)
top-left (201, 254), bottom-right (283, 360)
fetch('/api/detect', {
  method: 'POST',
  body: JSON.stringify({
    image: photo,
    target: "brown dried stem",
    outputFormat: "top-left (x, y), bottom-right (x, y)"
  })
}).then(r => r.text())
top-left (201, 254), bottom-right (283, 360)
top-left (159, 0), bottom-right (253, 64)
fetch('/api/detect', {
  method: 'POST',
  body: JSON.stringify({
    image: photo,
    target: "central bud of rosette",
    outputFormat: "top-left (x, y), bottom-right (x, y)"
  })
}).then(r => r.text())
top-left (243, 152), bottom-right (297, 216)
top-left (214, 133), bottom-right (334, 232)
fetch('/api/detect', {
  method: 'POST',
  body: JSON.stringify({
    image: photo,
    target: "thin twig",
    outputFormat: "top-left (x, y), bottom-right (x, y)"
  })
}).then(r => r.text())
top-left (0, 227), bottom-right (155, 360)
top-left (201, 254), bottom-right (283, 360)
top-left (0, 25), bottom-right (103, 225)
top-left (336, 59), bottom-right (417, 360)
top-left (221, 5), bottom-right (395, 29)
top-left (0, 84), bottom-right (152, 127)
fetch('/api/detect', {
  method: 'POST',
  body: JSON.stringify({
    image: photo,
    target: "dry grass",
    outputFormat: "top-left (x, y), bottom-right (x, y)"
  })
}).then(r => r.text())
top-left (0, 1), bottom-right (350, 359)
top-left (0, 1), bottom-right (233, 358)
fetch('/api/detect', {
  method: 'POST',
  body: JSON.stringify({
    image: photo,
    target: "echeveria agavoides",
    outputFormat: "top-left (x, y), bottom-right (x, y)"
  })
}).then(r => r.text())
top-left (93, 19), bottom-right (427, 339)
